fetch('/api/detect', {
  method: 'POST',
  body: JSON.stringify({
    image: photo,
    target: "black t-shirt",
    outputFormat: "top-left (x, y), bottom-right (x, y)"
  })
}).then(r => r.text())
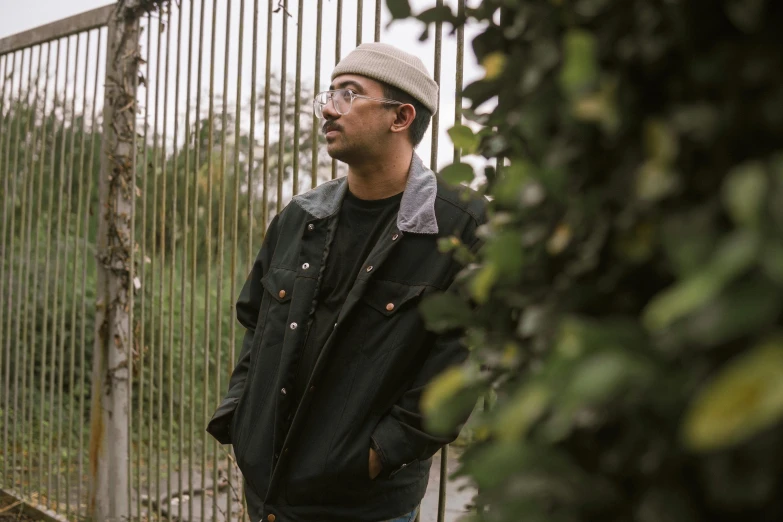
top-left (292, 188), bottom-right (403, 404)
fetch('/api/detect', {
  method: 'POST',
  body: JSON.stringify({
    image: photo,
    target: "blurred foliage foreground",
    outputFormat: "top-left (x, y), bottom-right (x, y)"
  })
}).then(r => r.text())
top-left (387, 0), bottom-right (783, 520)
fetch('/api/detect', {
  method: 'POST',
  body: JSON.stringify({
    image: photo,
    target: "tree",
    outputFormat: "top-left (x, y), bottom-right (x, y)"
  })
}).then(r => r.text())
top-left (388, 0), bottom-right (783, 520)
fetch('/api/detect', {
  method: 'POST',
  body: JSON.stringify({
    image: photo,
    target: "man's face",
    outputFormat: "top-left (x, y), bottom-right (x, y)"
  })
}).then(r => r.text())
top-left (320, 74), bottom-right (396, 163)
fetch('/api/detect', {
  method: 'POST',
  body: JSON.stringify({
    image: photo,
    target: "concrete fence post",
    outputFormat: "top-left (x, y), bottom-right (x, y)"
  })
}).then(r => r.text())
top-left (88, 1), bottom-right (140, 520)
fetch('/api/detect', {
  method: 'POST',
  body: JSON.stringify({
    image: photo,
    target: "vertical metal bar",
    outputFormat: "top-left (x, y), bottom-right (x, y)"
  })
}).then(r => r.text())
top-left (47, 37), bottom-right (71, 504)
top-left (21, 37), bottom-right (45, 508)
top-left (311, 0), bottom-right (322, 190)
top-left (276, 0), bottom-right (287, 213)
top-left (243, 1), bottom-right (260, 513)
top-left (89, 4), bottom-right (138, 517)
top-left (50, 36), bottom-right (72, 506)
top-left (14, 44), bottom-right (35, 499)
top-left (13, 45), bottom-right (29, 500)
top-left (0, 54), bottom-right (10, 488)
top-left (180, 2), bottom-right (198, 517)
top-left (55, 33), bottom-right (81, 511)
top-left (454, 0), bottom-right (465, 166)
top-left (157, 4), bottom-right (173, 519)
top-left (430, 0), bottom-right (442, 171)
top-left (204, 0), bottom-right (219, 518)
top-left (0, 50), bottom-right (16, 491)
top-left (292, 0), bottom-right (303, 196)
top-left (9, 47), bottom-right (28, 495)
top-left (0, 52), bottom-right (8, 490)
top-left (374, 0), bottom-right (381, 42)
top-left (38, 39), bottom-right (59, 500)
top-left (68, 31), bottom-right (91, 518)
top-left (438, 444), bottom-right (448, 522)
top-left (247, 0), bottom-right (260, 270)
top-left (190, 0), bottom-right (207, 515)
top-left (433, 6), bottom-right (446, 521)
top-left (331, 0), bottom-right (342, 180)
top-left (230, 0), bottom-right (246, 515)
top-left (45, 38), bottom-right (68, 504)
top-left (139, 14), bottom-right (152, 521)
top-left (356, 0), bottom-right (363, 45)
top-left (80, 28), bottom-right (103, 512)
top-left (171, 0), bottom-right (186, 518)
top-left (30, 41), bottom-right (52, 501)
top-left (149, 12), bottom-right (163, 516)
top-left (216, 0), bottom-right (233, 518)
top-left (262, 0), bottom-right (272, 233)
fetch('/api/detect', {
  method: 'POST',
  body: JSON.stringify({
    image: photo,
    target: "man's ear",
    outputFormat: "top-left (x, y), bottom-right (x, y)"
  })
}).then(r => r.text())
top-left (390, 104), bottom-right (416, 135)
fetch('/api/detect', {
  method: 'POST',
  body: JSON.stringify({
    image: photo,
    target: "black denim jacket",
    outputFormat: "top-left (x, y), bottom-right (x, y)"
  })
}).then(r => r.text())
top-left (207, 152), bottom-right (485, 522)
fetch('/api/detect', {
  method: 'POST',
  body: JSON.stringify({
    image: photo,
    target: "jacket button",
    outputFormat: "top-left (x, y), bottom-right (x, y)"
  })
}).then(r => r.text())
top-left (302, 262), bottom-right (310, 270)
top-left (392, 233), bottom-right (399, 241)
top-left (267, 515), bottom-right (276, 522)
top-left (278, 290), bottom-right (286, 298)
top-left (280, 388), bottom-right (287, 395)
top-left (309, 385), bottom-right (316, 392)
top-left (386, 303), bottom-right (395, 311)
top-left (366, 265), bottom-right (373, 272)
top-left (290, 322), bottom-right (298, 330)
top-left (308, 224), bottom-right (315, 231)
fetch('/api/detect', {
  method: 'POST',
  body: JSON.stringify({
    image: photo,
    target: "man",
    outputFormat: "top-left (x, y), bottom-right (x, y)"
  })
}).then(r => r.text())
top-left (207, 42), bottom-right (485, 522)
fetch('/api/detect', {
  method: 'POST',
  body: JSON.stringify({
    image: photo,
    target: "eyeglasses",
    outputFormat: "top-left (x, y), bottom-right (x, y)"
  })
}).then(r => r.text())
top-left (313, 89), bottom-right (402, 119)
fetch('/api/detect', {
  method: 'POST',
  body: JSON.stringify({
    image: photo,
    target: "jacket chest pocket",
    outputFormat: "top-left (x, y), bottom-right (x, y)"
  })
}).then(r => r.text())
top-left (351, 279), bottom-right (427, 360)
top-left (259, 267), bottom-right (296, 348)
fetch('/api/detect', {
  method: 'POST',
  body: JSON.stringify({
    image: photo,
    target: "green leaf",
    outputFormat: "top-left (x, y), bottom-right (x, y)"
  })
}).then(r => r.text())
top-left (682, 337), bottom-right (783, 451)
top-left (564, 351), bottom-right (653, 408)
top-left (385, 0), bottom-right (411, 19)
top-left (421, 366), bottom-right (466, 416)
top-left (559, 29), bottom-right (598, 98)
top-left (416, 5), bottom-right (456, 25)
top-left (643, 231), bottom-right (759, 331)
top-left (679, 275), bottom-right (782, 347)
top-left (495, 383), bottom-right (550, 442)
top-left (447, 124), bottom-right (480, 155)
top-left (722, 161), bottom-right (767, 226)
top-left (469, 263), bottom-right (498, 305)
top-left (439, 162), bottom-right (475, 186)
top-left (420, 292), bottom-right (472, 333)
top-left (481, 52), bottom-right (507, 80)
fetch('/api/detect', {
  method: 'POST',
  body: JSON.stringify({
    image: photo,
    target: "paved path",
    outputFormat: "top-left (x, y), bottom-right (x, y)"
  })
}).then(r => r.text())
top-left (134, 447), bottom-right (475, 522)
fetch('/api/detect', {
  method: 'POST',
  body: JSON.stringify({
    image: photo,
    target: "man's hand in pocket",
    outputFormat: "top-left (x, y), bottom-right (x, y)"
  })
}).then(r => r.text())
top-left (369, 447), bottom-right (383, 479)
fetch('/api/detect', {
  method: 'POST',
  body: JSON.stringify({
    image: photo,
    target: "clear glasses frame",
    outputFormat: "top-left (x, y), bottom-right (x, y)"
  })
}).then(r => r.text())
top-left (313, 89), bottom-right (403, 119)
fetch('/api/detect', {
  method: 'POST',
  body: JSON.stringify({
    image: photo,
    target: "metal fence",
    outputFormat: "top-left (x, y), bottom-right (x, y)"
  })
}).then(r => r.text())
top-left (0, 1), bottom-right (468, 521)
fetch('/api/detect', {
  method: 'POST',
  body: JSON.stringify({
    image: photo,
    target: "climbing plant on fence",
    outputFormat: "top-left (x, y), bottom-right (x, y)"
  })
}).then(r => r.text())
top-left (388, 0), bottom-right (783, 520)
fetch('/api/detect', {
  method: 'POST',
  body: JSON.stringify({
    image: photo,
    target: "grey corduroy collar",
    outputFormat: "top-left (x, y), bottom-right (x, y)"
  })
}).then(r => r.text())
top-left (292, 152), bottom-right (439, 235)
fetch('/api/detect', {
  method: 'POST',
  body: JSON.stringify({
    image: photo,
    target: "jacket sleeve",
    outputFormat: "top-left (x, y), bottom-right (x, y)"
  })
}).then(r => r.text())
top-left (370, 326), bottom-right (469, 478)
top-left (206, 214), bottom-right (281, 444)
top-left (371, 227), bottom-right (484, 478)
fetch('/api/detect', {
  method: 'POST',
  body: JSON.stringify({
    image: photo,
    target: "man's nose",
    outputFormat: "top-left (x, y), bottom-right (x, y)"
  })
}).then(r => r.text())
top-left (322, 97), bottom-right (340, 119)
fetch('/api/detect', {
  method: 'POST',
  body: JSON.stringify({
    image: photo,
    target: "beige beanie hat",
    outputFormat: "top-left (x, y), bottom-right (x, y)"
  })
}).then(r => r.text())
top-left (331, 42), bottom-right (439, 115)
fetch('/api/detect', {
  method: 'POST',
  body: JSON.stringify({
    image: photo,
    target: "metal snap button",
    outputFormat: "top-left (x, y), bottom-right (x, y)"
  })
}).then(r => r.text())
top-left (392, 233), bottom-right (399, 241)
top-left (386, 303), bottom-right (395, 311)
top-left (290, 322), bottom-right (298, 330)
top-left (302, 262), bottom-right (310, 270)
top-left (280, 388), bottom-right (287, 395)
top-left (366, 265), bottom-right (373, 272)
top-left (308, 224), bottom-right (315, 231)
top-left (278, 290), bottom-right (286, 298)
